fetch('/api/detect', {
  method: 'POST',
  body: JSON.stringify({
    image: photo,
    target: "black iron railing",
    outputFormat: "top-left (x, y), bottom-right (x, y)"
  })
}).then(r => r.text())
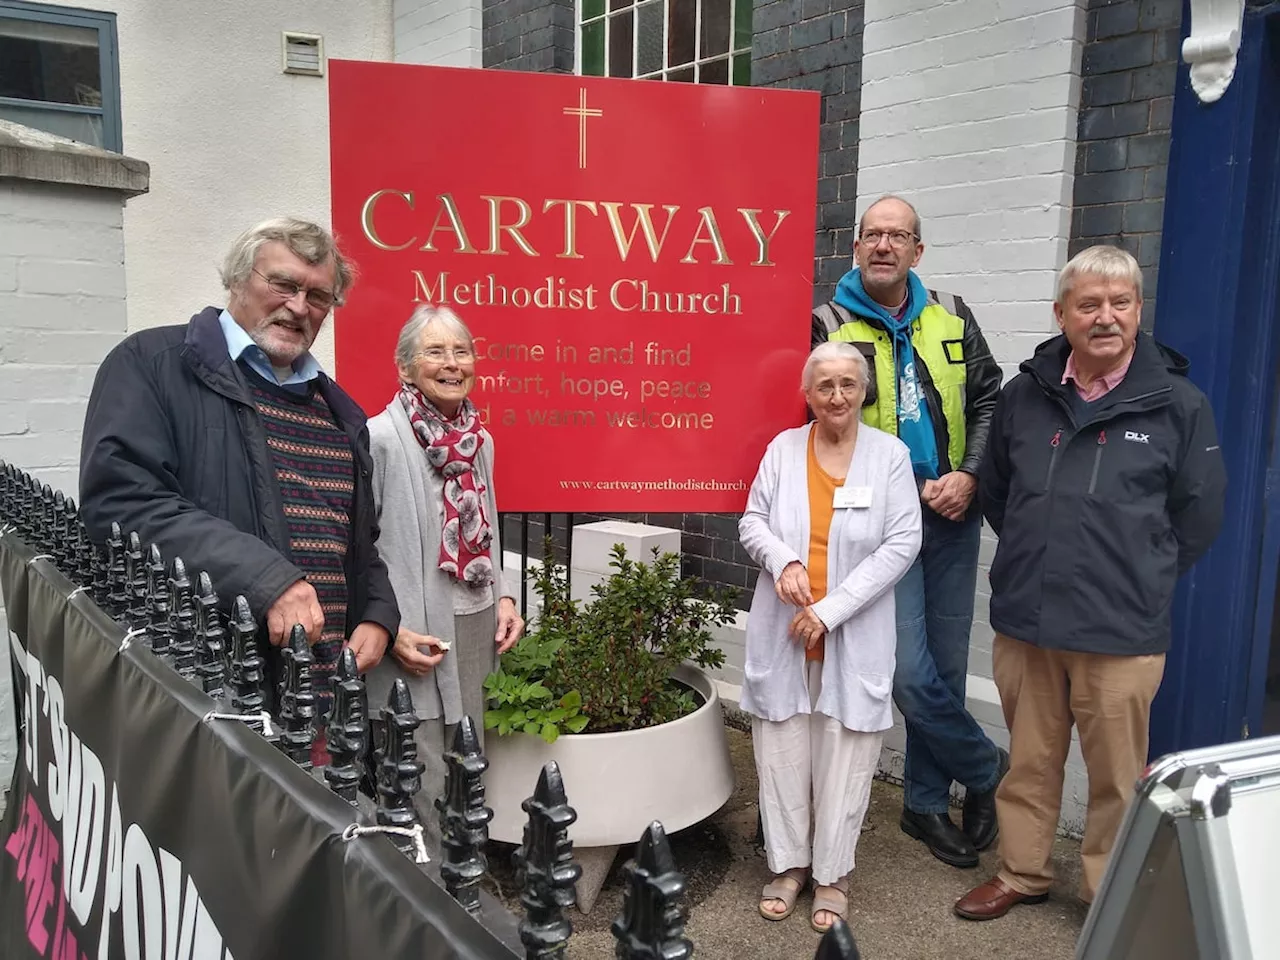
top-left (0, 462), bottom-right (862, 959)
top-left (498, 512), bottom-right (577, 613)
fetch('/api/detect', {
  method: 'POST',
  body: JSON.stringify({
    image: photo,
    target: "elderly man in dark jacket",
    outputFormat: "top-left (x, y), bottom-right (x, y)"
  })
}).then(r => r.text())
top-left (79, 218), bottom-right (399, 714)
top-left (955, 245), bottom-right (1226, 921)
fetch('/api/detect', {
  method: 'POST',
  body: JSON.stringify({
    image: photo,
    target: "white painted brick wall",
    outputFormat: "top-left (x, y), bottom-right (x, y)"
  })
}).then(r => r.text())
top-left (0, 181), bottom-right (128, 496)
top-left (859, 0), bottom-right (1084, 353)
top-left (854, 0), bottom-right (1088, 832)
top-left (394, 0), bottom-right (482, 67)
top-left (0, 178), bottom-right (130, 791)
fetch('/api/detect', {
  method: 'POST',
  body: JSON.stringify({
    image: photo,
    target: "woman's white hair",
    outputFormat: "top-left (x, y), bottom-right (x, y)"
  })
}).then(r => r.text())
top-left (219, 218), bottom-right (354, 304)
top-left (394, 304), bottom-right (474, 369)
top-left (802, 341), bottom-right (870, 391)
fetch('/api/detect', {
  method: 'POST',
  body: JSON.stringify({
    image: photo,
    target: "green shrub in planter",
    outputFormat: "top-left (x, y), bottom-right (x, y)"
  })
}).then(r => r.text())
top-left (483, 541), bottom-right (737, 743)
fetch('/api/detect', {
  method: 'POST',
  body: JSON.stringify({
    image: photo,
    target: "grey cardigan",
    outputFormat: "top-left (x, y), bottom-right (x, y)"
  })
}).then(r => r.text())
top-left (364, 398), bottom-right (510, 722)
top-left (738, 424), bottom-right (922, 731)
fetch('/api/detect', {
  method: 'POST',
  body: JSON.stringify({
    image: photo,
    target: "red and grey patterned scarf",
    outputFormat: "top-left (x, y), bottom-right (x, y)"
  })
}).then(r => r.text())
top-left (397, 383), bottom-right (494, 586)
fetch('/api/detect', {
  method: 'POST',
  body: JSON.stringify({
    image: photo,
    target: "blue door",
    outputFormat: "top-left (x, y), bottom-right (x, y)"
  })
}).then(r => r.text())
top-left (1251, 288), bottom-right (1280, 737)
top-left (1149, 2), bottom-right (1280, 756)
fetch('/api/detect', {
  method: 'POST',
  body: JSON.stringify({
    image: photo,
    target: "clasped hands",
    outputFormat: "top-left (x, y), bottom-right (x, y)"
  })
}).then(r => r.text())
top-left (777, 561), bottom-right (826, 651)
top-left (920, 470), bottom-right (977, 522)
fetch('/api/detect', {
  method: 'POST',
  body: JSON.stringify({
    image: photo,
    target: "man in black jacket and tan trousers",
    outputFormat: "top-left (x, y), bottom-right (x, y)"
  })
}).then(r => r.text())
top-left (954, 245), bottom-right (1226, 920)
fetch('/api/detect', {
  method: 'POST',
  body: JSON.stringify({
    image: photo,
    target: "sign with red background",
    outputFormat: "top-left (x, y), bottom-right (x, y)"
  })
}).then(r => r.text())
top-left (329, 61), bottom-right (818, 511)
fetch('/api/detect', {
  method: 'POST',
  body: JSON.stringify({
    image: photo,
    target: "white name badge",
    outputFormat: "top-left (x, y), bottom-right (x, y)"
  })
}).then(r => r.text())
top-left (833, 486), bottom-right (873, 509)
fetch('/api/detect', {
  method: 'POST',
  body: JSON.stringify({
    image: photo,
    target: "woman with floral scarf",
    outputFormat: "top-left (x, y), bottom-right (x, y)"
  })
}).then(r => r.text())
top-left (365, 304), bottom-right (523, 842)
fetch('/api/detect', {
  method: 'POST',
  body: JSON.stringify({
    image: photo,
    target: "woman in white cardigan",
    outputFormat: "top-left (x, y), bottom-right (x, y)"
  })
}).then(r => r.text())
top-left (365, 305), bottom-right (524, 841)
top-left (740, 341), bottom-right (922, 931)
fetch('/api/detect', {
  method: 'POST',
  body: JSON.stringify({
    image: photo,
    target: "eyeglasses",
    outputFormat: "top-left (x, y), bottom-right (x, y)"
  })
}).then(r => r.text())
top-left (812, 378), bottom-right (863, 398)
top-left (253, 269), bottom-right (338, 311)
top-left (858, 230), bottom-right (919, 250)
top-left (415, 345), bottom-right (476, 364)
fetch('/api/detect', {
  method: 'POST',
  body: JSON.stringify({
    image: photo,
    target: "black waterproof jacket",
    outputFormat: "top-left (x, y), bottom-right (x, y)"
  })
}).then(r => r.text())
top-left (979, 333), bottom-right (1226, 656)
top-left (79, 307), bottom-right (400, 641)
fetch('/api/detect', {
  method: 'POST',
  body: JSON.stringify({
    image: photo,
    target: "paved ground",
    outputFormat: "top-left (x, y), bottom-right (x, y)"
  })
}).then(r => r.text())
top-left (487, 727), bottom-right (1088, 959)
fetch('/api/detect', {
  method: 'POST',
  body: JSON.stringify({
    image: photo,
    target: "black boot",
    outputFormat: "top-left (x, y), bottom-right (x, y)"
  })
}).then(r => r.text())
top-left (963, 747), bottom-right (1010, 852)
top-left (900, 809), bottom-right (979, 868)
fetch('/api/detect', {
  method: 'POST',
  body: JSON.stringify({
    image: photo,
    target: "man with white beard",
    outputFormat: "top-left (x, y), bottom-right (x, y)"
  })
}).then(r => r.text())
top-left (80, 219), bottom-right (399, 731)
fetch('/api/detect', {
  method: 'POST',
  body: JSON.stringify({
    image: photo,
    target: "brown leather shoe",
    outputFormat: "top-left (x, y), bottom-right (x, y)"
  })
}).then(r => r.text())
top-left (954, 877), bottom-right (1049, 921)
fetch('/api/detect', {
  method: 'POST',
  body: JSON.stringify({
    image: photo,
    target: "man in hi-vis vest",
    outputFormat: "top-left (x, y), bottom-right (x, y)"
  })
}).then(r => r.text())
top-left (811, 195), bottom-right (1006, 869)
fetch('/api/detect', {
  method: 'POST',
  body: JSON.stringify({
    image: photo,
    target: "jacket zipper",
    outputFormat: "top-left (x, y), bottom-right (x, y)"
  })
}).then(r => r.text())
top-left (1088, 429), bottom-right (1107, 494)
top-left (1046, 429), bottom-right (1063, 490)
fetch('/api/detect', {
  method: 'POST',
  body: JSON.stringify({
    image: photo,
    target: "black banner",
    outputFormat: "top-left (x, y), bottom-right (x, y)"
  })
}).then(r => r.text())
top-left (0, 531), bottom-right (518, 960)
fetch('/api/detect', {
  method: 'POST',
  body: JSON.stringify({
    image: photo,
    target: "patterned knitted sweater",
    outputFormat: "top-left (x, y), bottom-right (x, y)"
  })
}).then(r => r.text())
top-left (243, 366), bottom-right (354, 712)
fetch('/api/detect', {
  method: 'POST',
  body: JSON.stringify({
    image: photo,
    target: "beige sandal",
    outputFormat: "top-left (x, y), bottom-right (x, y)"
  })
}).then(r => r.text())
top-left (759, 869), bottom-right (808, 921)
top-left (810, 879), bottom-right (849, 933)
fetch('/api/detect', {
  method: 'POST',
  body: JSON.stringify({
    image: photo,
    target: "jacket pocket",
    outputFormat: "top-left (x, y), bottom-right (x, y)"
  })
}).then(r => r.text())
top-left (854, 342), bottom-right (878, 407)
top-left (858, 673), bottom-right (893, 704)
top-left (929, 349), bottom-right (967, 399)
top-left (1074, 498), bottom-right (1175, 623)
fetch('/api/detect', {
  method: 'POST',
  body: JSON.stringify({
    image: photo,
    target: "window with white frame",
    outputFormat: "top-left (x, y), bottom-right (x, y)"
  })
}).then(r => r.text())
top-left (578, 0), bottom-right (751, 85)
top-left (0, 0), bottom-right (122, 152)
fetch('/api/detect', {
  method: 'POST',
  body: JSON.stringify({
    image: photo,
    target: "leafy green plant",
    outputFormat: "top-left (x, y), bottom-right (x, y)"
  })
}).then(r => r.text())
top-left (482, 633), bottom-right (588, 743)
top-left (483, 539), bottom-right (738, 739)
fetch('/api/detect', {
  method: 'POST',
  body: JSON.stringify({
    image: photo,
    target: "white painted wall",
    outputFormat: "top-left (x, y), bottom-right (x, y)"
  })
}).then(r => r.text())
top-left (41, 0), bottom-right (396, 373)
top-left (858, 0), bottom-right (1084, 378)
top-left (0, 171), bottom-right (132, 808)
top-left (855, 0), bottom-right (1089, 832)
top-left (0, 179), bottom-right (129, 496)
top-left (395, 0), bottom-right (483, 67)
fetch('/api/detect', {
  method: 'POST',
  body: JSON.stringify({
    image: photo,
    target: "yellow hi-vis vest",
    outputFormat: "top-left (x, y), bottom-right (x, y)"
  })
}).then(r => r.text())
top-left (827, 304), bottom-right (968, 473)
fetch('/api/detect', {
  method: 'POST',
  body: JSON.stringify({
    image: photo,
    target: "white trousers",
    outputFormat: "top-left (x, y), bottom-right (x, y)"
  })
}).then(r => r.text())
top-left (752, 661), bottom-right (883, 886)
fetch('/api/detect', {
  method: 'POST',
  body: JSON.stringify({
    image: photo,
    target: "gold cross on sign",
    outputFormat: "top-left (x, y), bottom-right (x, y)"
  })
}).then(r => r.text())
top-left (562, 88), bottom-right (603, 170)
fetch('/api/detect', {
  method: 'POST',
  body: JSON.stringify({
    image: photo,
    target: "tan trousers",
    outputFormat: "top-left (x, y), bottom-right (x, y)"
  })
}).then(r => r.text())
top-left (992, 633), bottom-right (1165, 902)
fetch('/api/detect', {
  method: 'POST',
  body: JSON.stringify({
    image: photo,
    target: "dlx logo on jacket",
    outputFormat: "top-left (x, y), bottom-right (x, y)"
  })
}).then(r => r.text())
top-left (1124, 431), bottom-right (1150, 444)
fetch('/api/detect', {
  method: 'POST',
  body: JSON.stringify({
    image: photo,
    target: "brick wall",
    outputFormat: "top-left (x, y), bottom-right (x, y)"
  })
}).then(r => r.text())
top-left (395, 0), bottom-right (483, 67)
top-left (0, 180), bottom-right (130, 496)
top-left (482, 0), bottom-right (574, 72)
top-left (1069, 0), bottom-right (1182, 328)
top-left (857, 0), bottom-right (1085, 693)
top-left (0, 127), bottom-right (140, 811)
top-left (499, 512), bottom-right (755, 610)
top-left (753, 0), bottom-right (866, 306)
top-left (487, 1), bottom-right (868, 604)
top-left (858, 0), bottom-right (1083, 383)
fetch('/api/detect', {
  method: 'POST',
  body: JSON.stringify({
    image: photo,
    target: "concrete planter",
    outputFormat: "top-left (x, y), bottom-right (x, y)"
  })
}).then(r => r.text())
top-left (484, 663), bottom-right (735, 847)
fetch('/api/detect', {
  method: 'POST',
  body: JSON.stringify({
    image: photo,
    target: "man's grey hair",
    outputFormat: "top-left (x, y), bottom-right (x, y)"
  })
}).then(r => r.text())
top-left (1055, 245), bottom-right (1143, 306)
top-left (858, 194), bottom-right (923, 241)
top-left (220, 218), bottom-right (355, 304)
top-left (802, 341), bottom-right (870, 391)
top-left (395, 304), bottom-right (474, 369)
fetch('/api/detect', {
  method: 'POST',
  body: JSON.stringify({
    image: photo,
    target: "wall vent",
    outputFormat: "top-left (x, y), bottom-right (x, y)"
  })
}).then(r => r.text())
top-left (282, 32), bottom-right (324, 76)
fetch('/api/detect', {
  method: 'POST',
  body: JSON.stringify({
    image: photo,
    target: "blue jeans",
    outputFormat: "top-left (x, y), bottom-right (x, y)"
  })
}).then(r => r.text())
top-left (893, 507), bottom-right (1001, 814)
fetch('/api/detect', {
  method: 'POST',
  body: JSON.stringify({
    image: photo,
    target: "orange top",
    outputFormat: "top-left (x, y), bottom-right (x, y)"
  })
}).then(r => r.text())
top-left (805, 425), bottom-right (845, 662)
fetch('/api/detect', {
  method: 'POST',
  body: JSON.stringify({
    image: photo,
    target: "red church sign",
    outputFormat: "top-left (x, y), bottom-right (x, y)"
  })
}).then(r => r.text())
top-left (329, 61), bottom-right (819, 511)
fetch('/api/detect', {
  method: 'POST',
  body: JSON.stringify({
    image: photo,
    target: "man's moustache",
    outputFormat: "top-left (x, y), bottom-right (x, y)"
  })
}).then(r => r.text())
top-left (268, 313), bottom-right (311, 335)
top-left (1089, 324), bottom-right (1123, 337)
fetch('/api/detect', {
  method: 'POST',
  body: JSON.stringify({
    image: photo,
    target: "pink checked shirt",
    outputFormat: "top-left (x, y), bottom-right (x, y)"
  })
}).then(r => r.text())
top-left (1062, 349), bottom-right (1134, 401)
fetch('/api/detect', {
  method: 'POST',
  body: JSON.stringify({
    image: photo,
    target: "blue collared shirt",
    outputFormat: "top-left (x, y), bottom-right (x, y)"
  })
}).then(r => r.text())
top-left (218, 309), bottom-right (323, 391)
